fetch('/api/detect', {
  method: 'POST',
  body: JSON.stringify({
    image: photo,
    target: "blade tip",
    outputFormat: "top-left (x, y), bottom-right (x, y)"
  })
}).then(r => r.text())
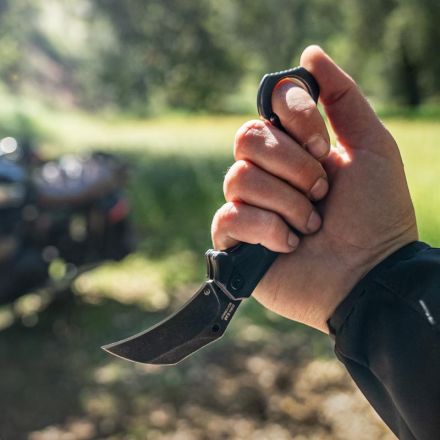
top-left (101, 343), bottom-right (114, 353)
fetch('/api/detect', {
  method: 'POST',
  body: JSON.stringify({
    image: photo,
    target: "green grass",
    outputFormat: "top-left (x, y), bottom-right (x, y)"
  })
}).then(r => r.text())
top-left (39, 109), bottom-right (440, 243)
top-left (387, 119), bottom-right (440, 245)
top-left (13, 108), bottom-right (434, 302)
top-left (2, 104), bottom-right (439, 302)
top-left (0, 107), bottom-right (439, 439)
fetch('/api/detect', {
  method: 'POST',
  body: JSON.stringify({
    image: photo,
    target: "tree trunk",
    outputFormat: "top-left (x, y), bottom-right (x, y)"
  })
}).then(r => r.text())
top-left (400, 40), bottom-right (421, 107)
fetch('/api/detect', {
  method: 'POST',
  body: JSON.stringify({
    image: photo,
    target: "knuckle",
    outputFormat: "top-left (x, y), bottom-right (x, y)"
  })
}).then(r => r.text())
top-left (260, 210), bottom-right (283, 239)
top-left (309, 159), bottom-right (326, 179)
top-left (332, 78), bottom-right (358, 103)
top-left (297, 158), bottom-right (326, 189)
top-left (211, 210), bottom-right (222, 241)
top-left (211, 204), bottom-right (233, 247)
top-left (211, 203), bottom-right (237, 243)
top-left (286, 194), bottom-right (313, 228)
top-left (234, 119), bottom-right (266, 159)
top-left (223, 160), bottom-right (256, 199)
top-left (300, 204), bottom-right (316, 231)
top-left (214, 202), bottom-right (239, 230)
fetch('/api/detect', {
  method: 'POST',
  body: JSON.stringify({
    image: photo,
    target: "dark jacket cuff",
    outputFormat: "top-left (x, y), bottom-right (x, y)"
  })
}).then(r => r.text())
top-left (327, 241), bottom-right (430, 336)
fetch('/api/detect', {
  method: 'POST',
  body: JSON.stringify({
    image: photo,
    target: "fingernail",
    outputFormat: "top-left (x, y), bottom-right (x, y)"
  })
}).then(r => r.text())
top-left (307, 210), bottom-right (321, 232)
top-left (287, 232), bottom-right (299, 249)
top-left (310, 177), bottom-right (328, 200)
top-left (306, 135), bottom-right (330, 159)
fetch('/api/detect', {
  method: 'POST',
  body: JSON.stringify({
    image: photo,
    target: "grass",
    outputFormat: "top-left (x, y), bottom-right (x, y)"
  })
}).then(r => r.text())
top-left (3, 93), bottom-right (440, 251)
top-left (38, 107), bottom-right (440, 247)
top-left (388, 119), bottom-right (440, 244)
top-left (0, 105), bottom-right (439, 439)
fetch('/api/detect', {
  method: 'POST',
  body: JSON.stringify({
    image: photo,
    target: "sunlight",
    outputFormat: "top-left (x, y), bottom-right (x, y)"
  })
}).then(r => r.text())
top-left (331, 142), bottom-right (352, 164)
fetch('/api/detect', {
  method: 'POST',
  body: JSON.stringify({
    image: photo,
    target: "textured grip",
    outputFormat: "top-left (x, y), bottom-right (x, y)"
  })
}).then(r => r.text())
top-left (206, 243), bottom-right (278, 301)
top-left (206, 68), bottom-right (320, 302)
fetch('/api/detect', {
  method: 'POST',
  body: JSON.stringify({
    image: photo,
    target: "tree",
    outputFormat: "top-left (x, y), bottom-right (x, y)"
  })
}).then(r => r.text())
top-left (343, 0), bottom-right (440, 106)
top-left (0, 0), bottom-right (39, 92)
top-left (90, 0), bottom-right (244, 113)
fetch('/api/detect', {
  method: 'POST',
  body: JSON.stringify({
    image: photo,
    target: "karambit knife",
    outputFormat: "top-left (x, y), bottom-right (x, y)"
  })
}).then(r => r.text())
top-left (102, 67), bottom-right (320, 365)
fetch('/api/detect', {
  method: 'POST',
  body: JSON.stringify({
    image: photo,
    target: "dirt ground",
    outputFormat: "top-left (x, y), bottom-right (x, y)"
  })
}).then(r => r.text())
top-left (0, 286), bottom-right (396, 440)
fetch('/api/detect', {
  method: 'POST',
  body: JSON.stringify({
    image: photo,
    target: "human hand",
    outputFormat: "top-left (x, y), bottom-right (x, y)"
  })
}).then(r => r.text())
top-left (211, 46), bottom-right (418, 333)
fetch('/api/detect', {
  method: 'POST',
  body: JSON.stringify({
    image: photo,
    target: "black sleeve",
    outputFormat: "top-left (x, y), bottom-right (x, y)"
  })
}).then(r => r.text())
top-left (327, 241), bottom-right (440, 440)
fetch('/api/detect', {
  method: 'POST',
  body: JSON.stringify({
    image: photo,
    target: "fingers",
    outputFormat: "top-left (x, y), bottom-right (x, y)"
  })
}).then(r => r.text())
top-left (213, 63), bottom-right (335, 254)
top-left (271, 78), bottom-right (331, 160)
top-left (211, 202), bottom-right (299, 253)
top-left (234, 120), bottom-right (329, 201)
top-left (224, 160), bottom-right (321, 234)
top-left (300, 45), bottom-right (396, 154)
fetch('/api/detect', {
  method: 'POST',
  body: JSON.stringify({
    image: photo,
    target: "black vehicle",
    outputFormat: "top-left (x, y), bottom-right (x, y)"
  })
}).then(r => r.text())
top-left (0, 137), bottom-right (134, 304)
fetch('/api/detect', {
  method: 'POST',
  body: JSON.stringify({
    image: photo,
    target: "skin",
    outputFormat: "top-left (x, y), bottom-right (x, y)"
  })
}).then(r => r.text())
top-left (211, 46), bottom-right (418, 333)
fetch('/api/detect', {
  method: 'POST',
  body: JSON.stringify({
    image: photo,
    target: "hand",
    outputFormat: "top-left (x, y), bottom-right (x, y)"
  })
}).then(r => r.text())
top-left (211, 46), bottom-right (418, 333)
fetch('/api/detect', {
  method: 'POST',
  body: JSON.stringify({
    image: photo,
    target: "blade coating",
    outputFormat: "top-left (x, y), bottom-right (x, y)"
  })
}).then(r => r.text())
top-left (102, 282), bottom-right (240, 364)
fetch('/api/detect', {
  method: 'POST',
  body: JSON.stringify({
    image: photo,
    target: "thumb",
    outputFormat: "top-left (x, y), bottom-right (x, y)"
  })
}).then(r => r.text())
top-left (300, 45), bottom-right (395, 154)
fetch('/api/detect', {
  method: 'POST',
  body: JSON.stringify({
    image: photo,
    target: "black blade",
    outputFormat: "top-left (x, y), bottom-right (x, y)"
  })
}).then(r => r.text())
top-left (102, 282), bottom-right (241, 365)
top-left (101, 68), bottom-right (319, 366)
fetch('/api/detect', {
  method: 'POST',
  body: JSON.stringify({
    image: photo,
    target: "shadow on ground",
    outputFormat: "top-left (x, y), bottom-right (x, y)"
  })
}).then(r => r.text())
top-left (0, 288), bottom-right (394, 440)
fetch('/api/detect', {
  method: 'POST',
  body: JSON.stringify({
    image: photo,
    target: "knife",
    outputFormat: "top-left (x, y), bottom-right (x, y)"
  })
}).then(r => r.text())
top-left (102, 67), bottom-right (320, 365)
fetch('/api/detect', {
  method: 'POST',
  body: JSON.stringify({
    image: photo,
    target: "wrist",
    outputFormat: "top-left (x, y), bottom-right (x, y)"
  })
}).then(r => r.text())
top-left (253, 229), bottom-right (418, 334)
top-left (327, 240), bottom-right (429, 335)
top-left (284, 235), bottom-right (417, 333)
top-left (323, 235), bottom-right (420, 329)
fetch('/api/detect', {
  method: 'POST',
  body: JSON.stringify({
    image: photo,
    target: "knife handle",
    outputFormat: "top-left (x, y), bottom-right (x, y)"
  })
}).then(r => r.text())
top-left (206, 67), bottom-right (319, 301)
top-left (206, 243), bottom-right (278, 301)
top-left (257, 66), bottom-right (320, 132)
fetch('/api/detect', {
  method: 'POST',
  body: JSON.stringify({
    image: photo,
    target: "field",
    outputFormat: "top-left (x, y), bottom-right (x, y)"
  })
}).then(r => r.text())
top-left (0, 109), bottom-right (439, 439)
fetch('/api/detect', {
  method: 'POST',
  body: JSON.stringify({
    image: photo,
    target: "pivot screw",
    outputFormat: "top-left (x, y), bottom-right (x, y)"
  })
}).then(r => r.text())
top-left (230, 275), bottom-right (244, 291)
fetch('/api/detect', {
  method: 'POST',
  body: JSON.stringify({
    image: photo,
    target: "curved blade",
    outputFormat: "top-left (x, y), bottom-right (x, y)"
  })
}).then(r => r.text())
top-left (102, 282), bottom-right (241, 365)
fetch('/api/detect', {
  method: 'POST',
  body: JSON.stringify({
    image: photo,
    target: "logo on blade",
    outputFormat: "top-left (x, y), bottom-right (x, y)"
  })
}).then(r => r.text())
top-left (221, 303), bottom-right (236, 321)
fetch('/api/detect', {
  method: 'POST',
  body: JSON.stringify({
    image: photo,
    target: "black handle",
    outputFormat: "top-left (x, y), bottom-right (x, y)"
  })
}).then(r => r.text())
top-left (257, 67), bottom-right (320, 132)
top-left (206, 243), bottom-right (278, 301)
top-left (206, 67), bottom-right (319, 302)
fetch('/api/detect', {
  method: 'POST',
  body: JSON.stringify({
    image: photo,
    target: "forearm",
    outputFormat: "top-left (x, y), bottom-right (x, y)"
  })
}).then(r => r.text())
top-left (328, 241), bottom-right (440, 440)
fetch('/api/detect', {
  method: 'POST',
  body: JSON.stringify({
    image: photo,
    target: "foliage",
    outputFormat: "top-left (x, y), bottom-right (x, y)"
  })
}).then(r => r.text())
top-left (27, 107), bottom-right (440, 261)
top-left (1, 0), bottom-right (440, 112)
top-left (0, 111), bottom-right (41, 147)
top-left (342, 0), bottom-right (440, 106)
top-left (78, 0), bottom-right (246, 113)
top-left (0, 0), bottom-right (39, 95)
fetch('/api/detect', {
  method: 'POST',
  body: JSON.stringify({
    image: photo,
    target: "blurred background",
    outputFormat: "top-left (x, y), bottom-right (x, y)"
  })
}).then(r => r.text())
top-left (0, 0), bottom-right (439, 439)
